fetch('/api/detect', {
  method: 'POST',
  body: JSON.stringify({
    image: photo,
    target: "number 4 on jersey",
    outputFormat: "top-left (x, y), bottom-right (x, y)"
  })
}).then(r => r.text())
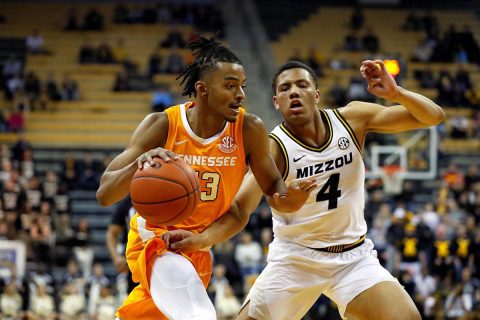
top-left (316, 173), bottom-right (341, 209)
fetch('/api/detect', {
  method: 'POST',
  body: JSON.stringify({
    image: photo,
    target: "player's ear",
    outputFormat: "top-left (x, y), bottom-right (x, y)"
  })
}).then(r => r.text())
top-left (315, 90), bottom-right (320, 104)
top-left (195, 81), bottom-right (208, 96)
top-left (273, 96), bottom-right (280, 110)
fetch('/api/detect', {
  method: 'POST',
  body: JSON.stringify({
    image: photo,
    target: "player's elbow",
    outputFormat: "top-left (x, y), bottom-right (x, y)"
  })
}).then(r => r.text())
top-left (427, 107), bottom-right (445, 126)
top-left (96, 188), bottom-right (111, 207)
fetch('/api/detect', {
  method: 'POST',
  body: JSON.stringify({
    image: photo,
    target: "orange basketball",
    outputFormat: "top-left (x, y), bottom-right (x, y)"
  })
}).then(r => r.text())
top-left (130, 157), bottom-right (200, 225)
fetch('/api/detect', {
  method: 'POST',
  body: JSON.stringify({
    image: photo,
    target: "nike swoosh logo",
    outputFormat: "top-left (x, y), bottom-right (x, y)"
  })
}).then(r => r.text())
top-left (293, 155), bottom-right (306, 162)
top-left (174, 140), bottom-right (188, 145)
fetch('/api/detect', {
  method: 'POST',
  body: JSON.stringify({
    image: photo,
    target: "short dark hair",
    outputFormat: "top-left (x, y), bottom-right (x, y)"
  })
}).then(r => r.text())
top-left (272, 60), bottom-right (318, 93)
top-left (177, 34), bottom-right (242, 97)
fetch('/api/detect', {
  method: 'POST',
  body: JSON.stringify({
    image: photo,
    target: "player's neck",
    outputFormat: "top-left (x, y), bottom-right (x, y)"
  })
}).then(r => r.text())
top-left (285, 109), bottom-right (327, 148)
top-left (186, 103), bottom-right (227, 138)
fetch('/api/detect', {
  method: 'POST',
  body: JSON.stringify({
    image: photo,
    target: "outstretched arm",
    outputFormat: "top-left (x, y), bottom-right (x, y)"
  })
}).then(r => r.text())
top-left (342, 59), bottom-right (445, 135)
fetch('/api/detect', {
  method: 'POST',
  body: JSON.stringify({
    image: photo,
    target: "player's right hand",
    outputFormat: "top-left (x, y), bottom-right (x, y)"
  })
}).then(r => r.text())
top-left (163, 230), bottom-right (210, 252)
top-left (137, 147), bottom-right (179, 169)
top-left (268, 178), bottom-right (317, 213)
top-left (113, 255), bottom-right (129, 273)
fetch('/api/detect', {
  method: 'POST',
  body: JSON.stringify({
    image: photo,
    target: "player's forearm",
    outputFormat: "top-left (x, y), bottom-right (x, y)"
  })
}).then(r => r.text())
top-left (198, 202), bottom-right (250, 247)
top-left (391, 86), bottom-right (445, 125)
top-left (97, 161), bottom-right (138, 206)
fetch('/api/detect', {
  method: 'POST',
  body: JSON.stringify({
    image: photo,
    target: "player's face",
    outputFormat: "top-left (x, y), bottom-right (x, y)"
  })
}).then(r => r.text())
top-left (203, 62), bottom-right (246, 123)
top-left (273, 68), bottom-right (319, 123)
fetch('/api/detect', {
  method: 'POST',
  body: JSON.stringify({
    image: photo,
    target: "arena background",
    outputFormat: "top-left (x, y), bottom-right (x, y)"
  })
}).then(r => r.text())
top-left (0, 0), bottom-right (479, 319)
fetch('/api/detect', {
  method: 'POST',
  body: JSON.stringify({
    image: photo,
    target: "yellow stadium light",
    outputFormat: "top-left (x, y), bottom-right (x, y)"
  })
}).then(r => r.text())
top-left (384, 59), bottom-right (400, 77)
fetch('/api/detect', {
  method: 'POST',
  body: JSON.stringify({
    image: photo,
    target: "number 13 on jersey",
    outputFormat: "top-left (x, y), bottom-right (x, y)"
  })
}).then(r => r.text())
top-left (195, 171), bottom-right (220, 201)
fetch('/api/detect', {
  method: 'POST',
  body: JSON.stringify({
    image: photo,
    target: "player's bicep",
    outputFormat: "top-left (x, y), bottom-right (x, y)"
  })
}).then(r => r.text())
top-left (243, 114), bottom-right (283, 195)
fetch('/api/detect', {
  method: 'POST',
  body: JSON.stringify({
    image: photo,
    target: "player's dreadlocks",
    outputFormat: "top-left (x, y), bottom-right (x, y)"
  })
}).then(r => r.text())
top-left (177, 34), bottom-right (242, 97)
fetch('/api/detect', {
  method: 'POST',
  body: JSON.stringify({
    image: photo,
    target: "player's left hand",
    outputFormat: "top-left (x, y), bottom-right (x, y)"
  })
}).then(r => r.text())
top-left (360, 60), bottom-right (400, 101)
top-left (268, 178), bottom-right (317, 213)
top-left (162, 230), bottom-right (210, 252)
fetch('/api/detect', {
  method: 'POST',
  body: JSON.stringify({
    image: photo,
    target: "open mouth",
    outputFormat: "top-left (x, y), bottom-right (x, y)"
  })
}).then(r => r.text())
top-left (229, 103), bottom-right (242, 113)
top-left (290, 100), bottom-right (303, 110)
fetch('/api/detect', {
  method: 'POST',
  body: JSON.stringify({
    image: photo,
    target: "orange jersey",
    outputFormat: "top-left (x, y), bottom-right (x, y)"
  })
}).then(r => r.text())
top-left (118, 102), bottom-right (248, 320)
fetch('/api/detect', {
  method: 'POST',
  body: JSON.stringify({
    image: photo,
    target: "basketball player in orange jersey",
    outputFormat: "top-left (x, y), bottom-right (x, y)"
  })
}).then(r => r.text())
top-left (96, 36), bottom-right (315, 320)
top-left (166, 59), bottom-right (445, 320)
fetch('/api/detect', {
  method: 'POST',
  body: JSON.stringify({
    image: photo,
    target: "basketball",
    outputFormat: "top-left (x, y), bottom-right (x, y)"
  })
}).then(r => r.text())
top-left (130, 157), bottom-right (200, 225)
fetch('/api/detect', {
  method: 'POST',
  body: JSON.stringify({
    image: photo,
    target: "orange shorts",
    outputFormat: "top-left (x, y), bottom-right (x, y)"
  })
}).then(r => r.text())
top-left (116, 237), bottom-right (212, 320)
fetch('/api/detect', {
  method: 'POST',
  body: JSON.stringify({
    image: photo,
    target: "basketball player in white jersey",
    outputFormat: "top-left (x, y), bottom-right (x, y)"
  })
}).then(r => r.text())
top-left (165, 59), bottom-right (444, 319)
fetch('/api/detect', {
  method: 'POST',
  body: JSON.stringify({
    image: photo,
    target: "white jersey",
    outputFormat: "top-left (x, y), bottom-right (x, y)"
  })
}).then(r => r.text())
top-left (269, 108), bottom-right (367, 248)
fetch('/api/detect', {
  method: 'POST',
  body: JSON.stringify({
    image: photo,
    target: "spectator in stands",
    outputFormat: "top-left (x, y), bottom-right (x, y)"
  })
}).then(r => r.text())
top-left (112, 37), bottom-right (129, 64)
top-left (113, 3), bottom-right (129, 24)
top-left (147, 48), bottom-right (164, 78)
top-left (96, 40), bottom-right (114, 64)
top-left (64, 7), bottom-right (79, 31)
top-left (350, 6), bottom-right (365, 30)
top-left (113, 71), bottom-right (130, 91)
top-left (234, 231), bottom-right (263, 279)
top-left (70, 218), bottom-right (94, 278)
top-left (151, 83), bottom-right (174, 112)
top-left (45, 71), bottom-right (62, 101)
top-left (106, 194), bottom-right (136, 301)
top-left (344, 30), bottom-right (361, 52)
top-left (305, 46), bottom-right (324, 77)
top-left (165, 48), bottom-right (184, 74)
top-left (362, 27), bottom-right (380, 54)
top-left (411, 38), bottom-right (433, 63)
top-left (6, 73), bottom-right (24, 100)
top-left (215, 284), bottom-right (241, 320)
top-left (86, 262), bottom-right (110, 316)
top-left (61, 73), bottom-right (79, 101)
top-left (413, 266), bottom-right (437, 319)
top-left (449, 114), bottom-right (469, 139)
top-left (24, 71), bottom-right (40, 103)
top-left (2, 54), bottom-right (22, 80)
top-left (327, 78), bottom-right (347, 108)
top-left (347, 75), bottom-right (374, 102)
top-left (25, 29), bottom-right (48, 55)
top-left (0, 281), bottom-right (23, 319)
top-left (7, 105), bottom-right (25, 132)
top-left (59, 282), bottom-right (86, 319)
top-left (143, 5), bottom-right (157, 24)
top-left (62, 259), bottom-right (84, 292)
top-left (464, 164), bottom-right (480, 191)
top-left (156, 3), bottom-right (172, 23)
top-left (128, 4), bottom-right (144, 24)
top-left (30, 213), bottom-right (54, 264)
top-left (42, 170), bottom-right (59, 201)
top-left (27, 283), bottom-right (56, 320)
top-left (160, 25), bottom-right (186, 48)
top-left (403, 10), bottom-right (422, 31)
top-left (78, 40), bottom-right (97, 64)
top-left (83, 7), bottom-right (104, 31)
top-left (93, 285), bottom-right (116, 320)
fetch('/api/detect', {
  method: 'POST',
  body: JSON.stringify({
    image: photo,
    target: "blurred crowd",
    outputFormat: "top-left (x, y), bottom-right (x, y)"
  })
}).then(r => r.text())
top-left (0, 3), bottom-right (479, 320)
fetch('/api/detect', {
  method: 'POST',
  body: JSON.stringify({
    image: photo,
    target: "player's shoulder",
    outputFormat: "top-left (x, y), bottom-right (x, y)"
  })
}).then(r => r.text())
top-left (242, 112), bottom-right (265, 130)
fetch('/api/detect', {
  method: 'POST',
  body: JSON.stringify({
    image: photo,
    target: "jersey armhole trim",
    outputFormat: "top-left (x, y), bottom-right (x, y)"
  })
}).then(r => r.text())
top-left (269, 133), bottom-right (289, 181)
top-left (332, 109), bottom-right (362, 154)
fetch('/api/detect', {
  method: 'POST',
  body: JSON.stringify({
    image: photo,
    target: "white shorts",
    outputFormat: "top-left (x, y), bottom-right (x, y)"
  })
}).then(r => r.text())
top-left (242, 238), bottom-right (398, 320)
